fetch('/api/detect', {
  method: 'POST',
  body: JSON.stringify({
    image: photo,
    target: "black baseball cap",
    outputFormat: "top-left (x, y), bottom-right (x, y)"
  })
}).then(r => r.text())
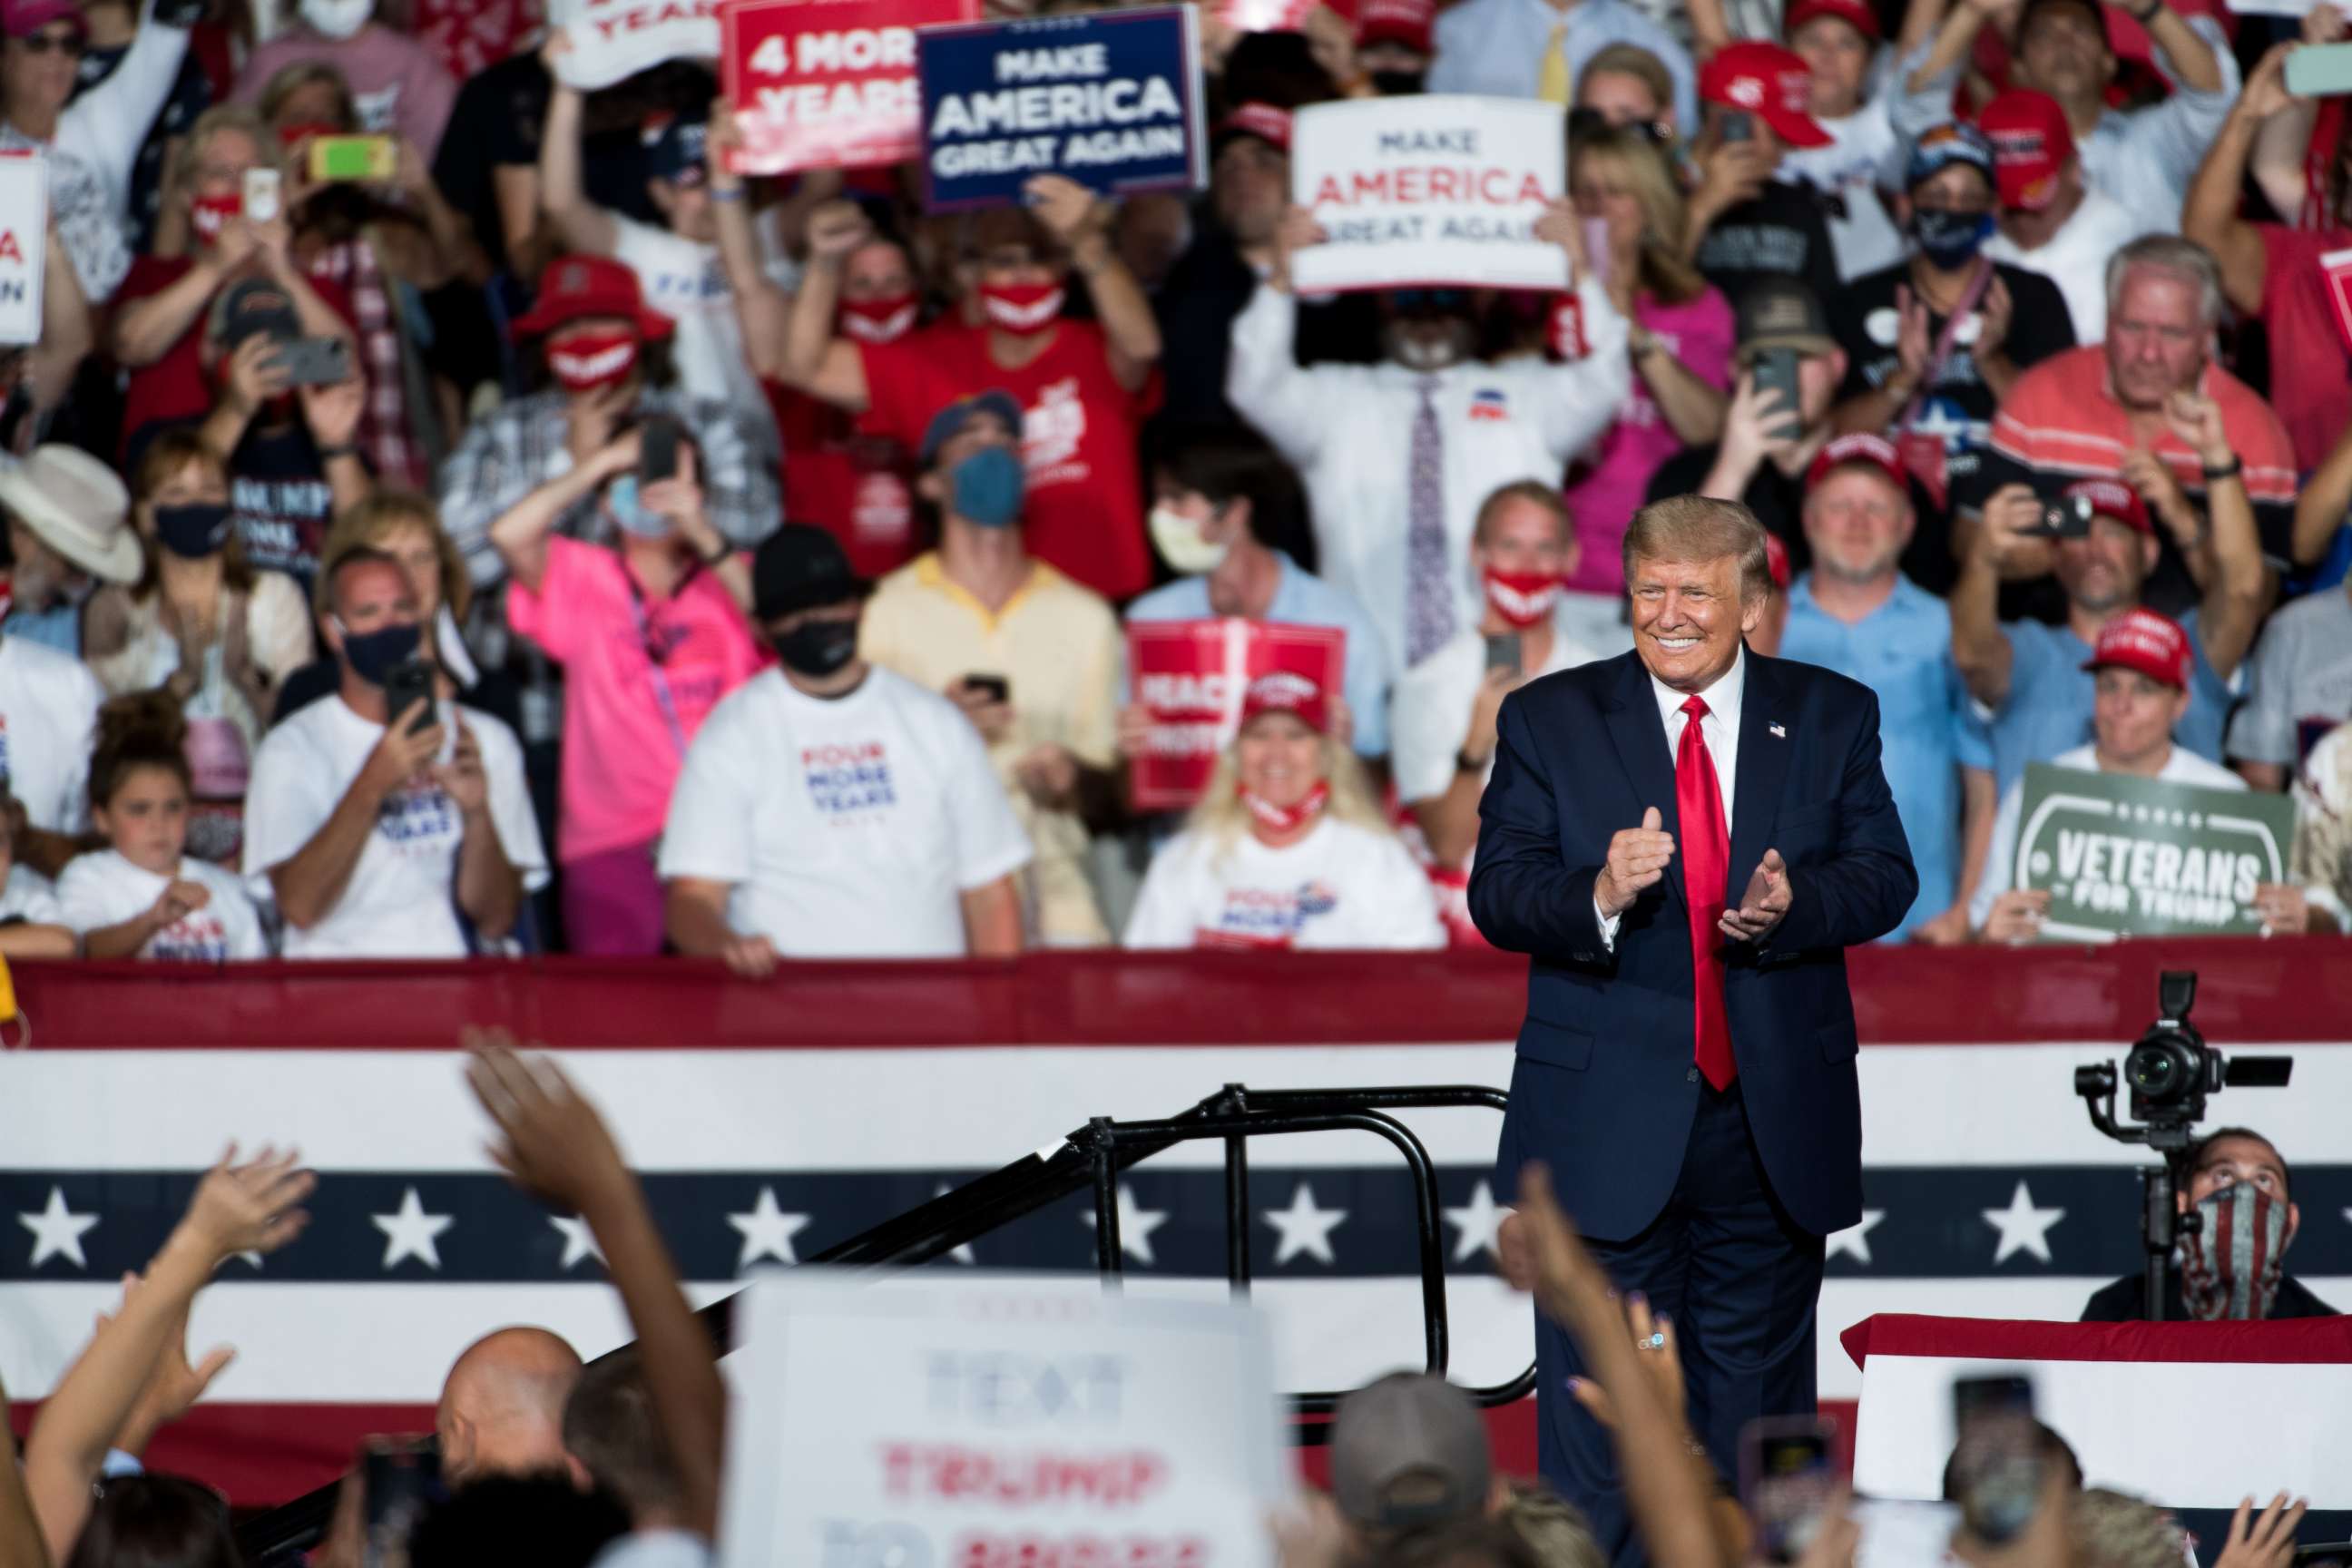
top-left (208, 278), bottom-right (299, 351)
top-left (753, 524), bottom-right (870, 622)
top-left (1734, 277), bottom-right (1838, 362)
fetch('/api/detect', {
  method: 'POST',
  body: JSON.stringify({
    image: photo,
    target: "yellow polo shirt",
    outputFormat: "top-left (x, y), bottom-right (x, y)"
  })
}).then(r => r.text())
top-left (859, 553), bottom-right (1122, 946)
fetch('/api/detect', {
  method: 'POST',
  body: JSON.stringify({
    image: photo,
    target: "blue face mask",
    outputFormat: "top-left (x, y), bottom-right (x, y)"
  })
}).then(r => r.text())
top-left (1907, 207), bottom-right (1994, 270)
top-left (339, 621), bottom-right (422, 686)
top-left (606, 474), bottom-right (669, 539)
top-left (949, 445), bottom-right (1025, 529)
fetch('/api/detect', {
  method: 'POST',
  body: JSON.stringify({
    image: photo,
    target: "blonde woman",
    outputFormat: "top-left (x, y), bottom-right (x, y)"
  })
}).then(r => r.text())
top-left (1123, 673), bottom-right (1444, 950)
top-left (1561, 122), bottom-right (1734, 612)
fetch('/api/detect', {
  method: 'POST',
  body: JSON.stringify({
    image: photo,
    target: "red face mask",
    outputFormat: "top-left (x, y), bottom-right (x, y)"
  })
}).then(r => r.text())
top-left (277, 121), bottom-right (338, 148)
top-left (547, 331), bottom-right (640, 393)
top-left (0, 571), bottom-right (14, 625)
top-left (978, 280), bottom-right (1064, 336)
top-left (838, 293), bottom-right (918, 345)
top-left (191, 191), bottom-right (242, 246)
top-left (1484, 567), bottom-right (1563, 629)
top-left (1240, 779), bottom-right (1329, 835)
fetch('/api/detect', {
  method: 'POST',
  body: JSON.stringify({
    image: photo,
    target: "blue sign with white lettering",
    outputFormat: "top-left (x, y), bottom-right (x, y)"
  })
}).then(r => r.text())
top-left (916, 6), bottom-right (1205, 212)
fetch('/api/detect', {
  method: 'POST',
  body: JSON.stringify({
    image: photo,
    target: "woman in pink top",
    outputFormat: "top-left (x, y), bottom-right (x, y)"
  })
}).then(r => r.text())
top-left (1560, 122), bottom-right (1736, 609)
top-left (495, 424), bottom-right (762, 956)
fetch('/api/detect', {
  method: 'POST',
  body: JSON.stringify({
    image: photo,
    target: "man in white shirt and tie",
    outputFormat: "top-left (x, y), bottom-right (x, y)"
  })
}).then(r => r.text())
top-left (1227, 208), bottom-right (1629, 671)
top-left (1470, 495), bottom-right (1916, 1566)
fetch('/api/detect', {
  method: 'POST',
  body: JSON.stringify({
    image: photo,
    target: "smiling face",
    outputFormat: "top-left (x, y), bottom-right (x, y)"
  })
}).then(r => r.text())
top-left (1236, 710), bottom-right (1325, 810)
top-left (2053, 514), bottom-right (2154, 615)
top-left (2015, 0), bottom-right (2113, 109)
top-left (96, 763), bottom-right (191, 877)
top-left (1629, 552), bottom-right (1759, 693)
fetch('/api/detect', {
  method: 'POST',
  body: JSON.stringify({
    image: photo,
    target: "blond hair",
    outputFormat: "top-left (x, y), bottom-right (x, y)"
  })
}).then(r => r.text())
top-left (1579, 44), bottom-right (1674, 117)
top-left (1622, 495), bottom-right (1771, 603)
top-left (1475, 480), bottom-right (1574, 549)
top-left (1572, 125), bottom-right (1707, 306)
top-left (315, 491), bottom-right (470, 622)
top-left (257, 61), bottom-right (358, 131)
top-left (2071, 1489), bottom-right (2187, 1568)
top-left (171, 104), bottom-right (287, 196)
top-left (1183, 727), bottom-right (1392, 860)
top-left (1497, 1482), bottom-right (1608, 1568)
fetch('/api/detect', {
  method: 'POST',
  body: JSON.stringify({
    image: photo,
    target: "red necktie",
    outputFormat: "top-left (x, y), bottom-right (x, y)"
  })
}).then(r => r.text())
top-left (1676, 695), bottom-right (1736, 1090)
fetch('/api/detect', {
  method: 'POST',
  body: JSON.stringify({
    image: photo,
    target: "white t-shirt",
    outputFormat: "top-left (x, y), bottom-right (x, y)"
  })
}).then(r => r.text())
top-left (1124, 818), bottom-right (1447, 950)
top-left (1779, 96), bottom-right (1906, 284)
top-left (1390, 616), bottom-right (1602, 808)
top-left (58, 850), bottom-right (267, 961)
top-left (1971, 740), bottom-right (2246, 930)
top-left (0, 865), bottom-right (63, 926)
top-left (241, 696), bottom-right (549, 959)
top-left (1983, 187), bottom-right (2151, 344)
top-left (0, 636), bottom-right (103, 834)
top-left (610, 215), bottom-right (770, 436)
top-left (657, 667), bottom-right (1033, 957)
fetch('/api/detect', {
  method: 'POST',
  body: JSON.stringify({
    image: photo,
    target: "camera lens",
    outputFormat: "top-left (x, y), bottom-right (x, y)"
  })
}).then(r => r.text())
top-left (2127, 1041), bottom-right (2183, 1098)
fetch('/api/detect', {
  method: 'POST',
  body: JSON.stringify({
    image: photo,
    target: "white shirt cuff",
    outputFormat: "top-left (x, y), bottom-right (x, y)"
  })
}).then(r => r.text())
top-left (1594, 896), bottom-right (1621, 950)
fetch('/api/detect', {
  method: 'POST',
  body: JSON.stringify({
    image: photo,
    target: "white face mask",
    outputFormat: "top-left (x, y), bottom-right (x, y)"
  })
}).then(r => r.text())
top-left (300, 0), bottom-right (374, 39)
top-left (1148, 505), bottom-right (1231, 576)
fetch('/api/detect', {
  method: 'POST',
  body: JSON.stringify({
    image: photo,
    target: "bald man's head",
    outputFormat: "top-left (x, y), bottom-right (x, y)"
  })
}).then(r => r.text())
top-left (436, 1327), bottom-right (583, 1485)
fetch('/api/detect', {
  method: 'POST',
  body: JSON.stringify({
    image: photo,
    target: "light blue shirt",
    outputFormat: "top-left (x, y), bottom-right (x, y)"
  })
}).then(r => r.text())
top-left (1781, 574), bottom-right (1991, 941)
top-left (1426, 0), bottom-right (1699, 138)
top-left (3, 604), bottom-right (80, 658)
top-left (1992, 613), bottom-right (2230, 800)
top-left (1124, 551), bottom-right (1395, 758)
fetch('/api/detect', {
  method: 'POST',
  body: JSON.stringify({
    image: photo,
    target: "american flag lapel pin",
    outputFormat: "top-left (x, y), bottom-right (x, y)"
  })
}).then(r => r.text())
top-left (1769, 721), bottom-right (1787, 739)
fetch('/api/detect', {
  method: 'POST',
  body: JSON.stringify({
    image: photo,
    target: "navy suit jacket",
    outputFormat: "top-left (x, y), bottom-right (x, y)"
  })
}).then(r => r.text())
top-left (1470, 649), bottom-right (1917, 1243)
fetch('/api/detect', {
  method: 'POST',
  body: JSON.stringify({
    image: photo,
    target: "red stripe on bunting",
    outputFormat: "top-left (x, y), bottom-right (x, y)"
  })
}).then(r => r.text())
top-left (1840, 1313), bottom-right (2352, 1370)
top-left (5, 939), bottom-right (2349, 1051)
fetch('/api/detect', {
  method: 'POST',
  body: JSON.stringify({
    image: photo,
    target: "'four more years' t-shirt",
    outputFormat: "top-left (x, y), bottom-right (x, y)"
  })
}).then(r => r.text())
top-left (1122, 818), bottom-right (1447, 951)
top-left (57, 850), bottom-right (267, 961)
top-left (657, 666), bottom-right (1033, 958)
top-left (241, 695), bottom-right (548, 958)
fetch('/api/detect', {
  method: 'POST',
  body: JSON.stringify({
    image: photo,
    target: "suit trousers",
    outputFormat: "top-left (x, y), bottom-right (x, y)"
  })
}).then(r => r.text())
top-left (1532, 1077), bottom-right (1826, 1568)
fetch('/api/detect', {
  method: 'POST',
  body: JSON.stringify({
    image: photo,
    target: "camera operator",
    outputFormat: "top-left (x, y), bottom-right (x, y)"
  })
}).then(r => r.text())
top-left (2081, 1127), bottom-right (2338, 1322)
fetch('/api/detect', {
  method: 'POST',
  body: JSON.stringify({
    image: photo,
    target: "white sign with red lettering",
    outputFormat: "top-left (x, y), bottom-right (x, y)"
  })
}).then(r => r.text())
top-left (1289, 94), bottom-right (1567, 292)
top-left (722, 0), bottom-right (977, 174)
top-left (717, 1271), bottom-right (1283, 1568)
top-left (549, 0), bottom-right (721, 91)
top-left (0, 154), bottom-right (48, 346)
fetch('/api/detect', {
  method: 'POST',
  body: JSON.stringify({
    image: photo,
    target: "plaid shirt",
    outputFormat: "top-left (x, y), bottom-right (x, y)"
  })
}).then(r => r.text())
top-left (437, 387), bottom-right (781, 666)
top-left (308, 236), bottom-right (421, 490)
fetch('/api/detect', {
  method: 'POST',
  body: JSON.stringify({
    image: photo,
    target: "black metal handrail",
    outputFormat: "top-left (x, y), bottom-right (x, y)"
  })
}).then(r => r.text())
top-left (239, 1083), bottom-right (1529, 1563)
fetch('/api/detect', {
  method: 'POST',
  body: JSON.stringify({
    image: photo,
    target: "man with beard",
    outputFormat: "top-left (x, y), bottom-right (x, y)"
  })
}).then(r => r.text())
top-left (1228, 204), bottom-right (1626, 671)
top-left (2082, 1129), bottom-right (2337, 1320)
top-left (1954, 408), bottom-right (2264, 801)
top-left (1778, 435), bottom-right (1993, 944)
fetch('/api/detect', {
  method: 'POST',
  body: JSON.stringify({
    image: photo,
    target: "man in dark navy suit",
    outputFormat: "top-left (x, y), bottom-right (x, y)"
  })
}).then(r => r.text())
top-left (1469, 495), bottom-right (1916, 1567)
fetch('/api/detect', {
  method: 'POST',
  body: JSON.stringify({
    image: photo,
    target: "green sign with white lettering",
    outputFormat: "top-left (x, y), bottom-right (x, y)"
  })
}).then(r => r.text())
top-left (2014, 763), bottom-right (2297, 941)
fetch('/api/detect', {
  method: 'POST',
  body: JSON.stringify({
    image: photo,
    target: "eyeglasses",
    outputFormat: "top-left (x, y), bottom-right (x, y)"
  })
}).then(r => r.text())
top-left (1568, 107), bottom-right (1672, 148)
top-left (15, 29), bottom-right (85, 55)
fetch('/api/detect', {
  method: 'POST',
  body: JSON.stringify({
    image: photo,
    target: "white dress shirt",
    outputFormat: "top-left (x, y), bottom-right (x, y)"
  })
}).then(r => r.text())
top-left (1596, 644), bottom-right (1745, 943)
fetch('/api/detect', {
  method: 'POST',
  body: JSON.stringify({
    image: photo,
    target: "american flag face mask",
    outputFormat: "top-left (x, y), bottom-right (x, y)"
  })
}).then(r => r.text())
top-left (2179, 1182), bottom-right (2288, 1321)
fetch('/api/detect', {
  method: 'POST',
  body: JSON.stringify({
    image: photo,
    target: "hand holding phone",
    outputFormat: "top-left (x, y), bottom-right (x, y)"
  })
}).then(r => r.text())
top-left (381, 659), bottom-right (436, 739)
top-left (640, 416), bottom-right (681, 487)
top-left (1484, 632), bottom-right (1523, 673)
top-left (243, 167), bottom-right (282, 226)
top-left (310, 134), bottom-right (398, 184)
top-left (1740, 1417), bottom-right (1837, 1565)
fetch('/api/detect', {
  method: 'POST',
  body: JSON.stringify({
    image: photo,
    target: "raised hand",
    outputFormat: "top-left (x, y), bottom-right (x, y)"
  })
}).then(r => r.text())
top-left (1566, 1289), bottom-right (1685, 1435)
top-left (464, 1028), bottom-right (632, 1217)
top-left (805, 198), bottom-right (874, 267)
top-left (1982, 887), bottom-right (2052, 945)
top-left (2164, 388), bottom-right (2230, 466)
top-left (1024, 173), bottom-right (1110, 246)
top-left (180, 1144), bottom-right (316, 1264)
top-left (1596, 806), bottom-right (1676, 917)
top-left (2213, 1493), bottom-right (2309, 1568)
top-left (431, 720), bottom-right (491, 819)
top-left (364, 701), bottom-right (446, 795)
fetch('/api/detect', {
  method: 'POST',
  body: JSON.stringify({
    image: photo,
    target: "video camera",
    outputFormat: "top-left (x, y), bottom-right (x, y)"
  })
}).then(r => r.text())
top-left (2073, 972), bottom-right (2292, 1320)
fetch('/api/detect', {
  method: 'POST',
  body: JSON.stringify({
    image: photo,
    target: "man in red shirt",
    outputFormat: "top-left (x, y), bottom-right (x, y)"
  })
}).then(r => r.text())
top-left (777, 176), bottom-right (1164, 602)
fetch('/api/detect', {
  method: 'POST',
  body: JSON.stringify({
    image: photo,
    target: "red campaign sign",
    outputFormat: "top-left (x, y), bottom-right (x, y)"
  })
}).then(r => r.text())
top-left (1126, 618), bottom-right (1345, 812)
top-left (1218, 0), bottom-right (1352, 33)
top-left (720, 0), bottom-right (977, 176)
top-left (2321, 246), bottom-right (2352, 360)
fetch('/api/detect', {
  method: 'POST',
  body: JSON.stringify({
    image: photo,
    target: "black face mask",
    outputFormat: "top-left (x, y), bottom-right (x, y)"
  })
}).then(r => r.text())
top-left (769, 617), bottom-right (858, 678)
top-left (153, 502), bottom-right (232, 561)
top-left (339, 621), bottom-right (422, 686)
top-left (1371, 70), bottom-right (1426, 95)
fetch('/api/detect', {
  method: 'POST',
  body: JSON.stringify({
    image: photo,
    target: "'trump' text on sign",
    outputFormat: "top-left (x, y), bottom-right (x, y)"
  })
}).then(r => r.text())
top-left (1289, 94), bottom-right (1568, 293)
top-left (2014, 763), bottom-right (2297, 941)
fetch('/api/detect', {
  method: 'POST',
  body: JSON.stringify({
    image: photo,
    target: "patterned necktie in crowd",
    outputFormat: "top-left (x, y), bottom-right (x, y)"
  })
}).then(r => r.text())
top-left (1406, 377), bottom-right (1454, 666)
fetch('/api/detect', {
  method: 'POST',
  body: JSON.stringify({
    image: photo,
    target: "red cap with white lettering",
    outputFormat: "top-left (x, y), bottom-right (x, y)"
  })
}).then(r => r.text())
top-left (1700, 43), bottom-right (1831, 149)
top-left (1215, 102), bottom-right (1294, 152)
top-left (2063, 475), bottom-right (2152, 535)
top-left (1240, 671), bottom-right (1330, 734)
top-left (2082, 606), bottom-right (2190, 690)
top-left (1357, 0), bottom-right (1435, 53)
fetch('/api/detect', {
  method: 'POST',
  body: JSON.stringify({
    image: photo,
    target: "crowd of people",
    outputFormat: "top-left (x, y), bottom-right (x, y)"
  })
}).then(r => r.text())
top-left (0, 1039), bottom-right (2320, 1568)
top-left (0, 0), bottom-right (2347, 966)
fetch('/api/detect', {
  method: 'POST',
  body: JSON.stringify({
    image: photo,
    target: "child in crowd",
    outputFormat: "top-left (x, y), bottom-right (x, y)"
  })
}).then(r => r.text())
top-left (57, 693), bottom-right (268, 962)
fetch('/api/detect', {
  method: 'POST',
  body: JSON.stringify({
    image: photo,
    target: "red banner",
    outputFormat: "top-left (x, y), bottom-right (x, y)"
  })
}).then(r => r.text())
top-left (720, 0), bottom-right (976, 175)
top-left (1126, 619), bottom-right (1345, 812)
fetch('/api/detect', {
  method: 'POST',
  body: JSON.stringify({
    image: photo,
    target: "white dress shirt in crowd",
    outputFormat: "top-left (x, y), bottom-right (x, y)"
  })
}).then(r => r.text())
top-left (1980, 186), bottom-right (2151, 343)
top-left (1969, 740), bottom-right (2243, 931)
top-left (1391, 610), bottom-right (1603, 808)
top-left (1426, 0), bottom-right (1699, 132)
top-left (1226, 279), bottom-right (1629, 676)
top-left (0, 635), bottom-right (103, 834)
top-left (657, 667), bottom-right (1033, 958)
top-left (1596, 644), bottom-right (1746, 944)
top-left (242, 696), bottom-right (547, 958)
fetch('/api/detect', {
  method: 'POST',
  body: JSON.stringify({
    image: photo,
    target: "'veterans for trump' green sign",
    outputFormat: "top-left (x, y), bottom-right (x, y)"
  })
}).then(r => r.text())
top-left (2014, 764), bottom-right (2296, 941)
